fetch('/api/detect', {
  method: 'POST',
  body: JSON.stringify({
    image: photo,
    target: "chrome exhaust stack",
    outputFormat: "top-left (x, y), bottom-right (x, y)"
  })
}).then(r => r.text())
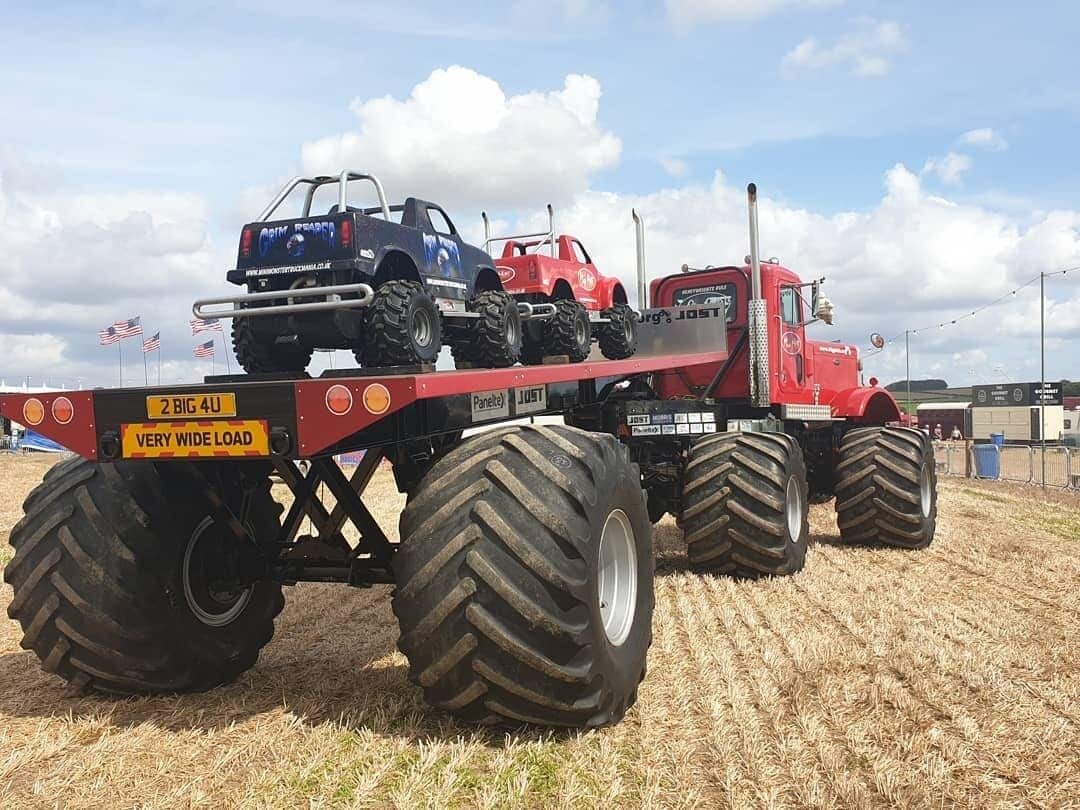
top-left (746, 183), bottom-right (770, 407)
top-left (632, 208), bottom-right (647, 309)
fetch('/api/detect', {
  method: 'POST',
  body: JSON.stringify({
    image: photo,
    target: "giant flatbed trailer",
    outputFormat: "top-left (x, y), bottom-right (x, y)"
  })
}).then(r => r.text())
top-left (1, 341), bottom-right (731, 728)
top-left (1, 183), bottom-right (937, 730)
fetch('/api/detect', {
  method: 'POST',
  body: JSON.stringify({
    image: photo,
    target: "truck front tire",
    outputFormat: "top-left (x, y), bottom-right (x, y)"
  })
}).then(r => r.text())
top-left (835, 426), bottom-right (937, 548)
top-left (4, 458), bottom-right (284, 694)
top-left (393, 425), bottom-right (653, 728)
top-left (680, 431), bottom-right (809, 577)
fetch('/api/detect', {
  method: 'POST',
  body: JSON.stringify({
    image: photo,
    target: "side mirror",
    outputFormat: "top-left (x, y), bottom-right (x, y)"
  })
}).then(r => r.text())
top-left (815, 290), bottom-right (835, 325)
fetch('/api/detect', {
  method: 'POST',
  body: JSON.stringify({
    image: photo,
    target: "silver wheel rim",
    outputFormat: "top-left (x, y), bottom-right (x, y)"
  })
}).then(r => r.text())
top-left (182, 516), bottom-right (254, 628)
top-left (920, 465), bottom-right (932, 518)
top-left (597, 508), bottom-right (637, 646)
top-left (785, 475), bottom-right (804, 541)
top-left (505, 308), bottom-right (519, 346)
top-left (623, 317), bottom-right (634, 342)
top-left (575, 315), bottom-right (589, 348)
top-left (412, 307), bottom-right (434, 348)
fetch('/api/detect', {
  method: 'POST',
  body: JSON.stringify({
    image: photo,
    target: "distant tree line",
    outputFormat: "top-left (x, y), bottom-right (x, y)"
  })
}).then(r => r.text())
top-left (884, 379), bottom-right (949, 393)
top-left (885, 378), bottom-right (1080, 396)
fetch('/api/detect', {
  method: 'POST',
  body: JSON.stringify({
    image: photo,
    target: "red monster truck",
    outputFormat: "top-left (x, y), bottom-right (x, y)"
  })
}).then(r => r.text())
top-left (482, 206), bottom-right (638, 364)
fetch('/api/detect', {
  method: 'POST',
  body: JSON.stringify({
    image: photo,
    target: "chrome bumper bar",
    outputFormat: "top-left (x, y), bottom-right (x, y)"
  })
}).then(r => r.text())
top-left (192, 283), bottom-right (376, 319)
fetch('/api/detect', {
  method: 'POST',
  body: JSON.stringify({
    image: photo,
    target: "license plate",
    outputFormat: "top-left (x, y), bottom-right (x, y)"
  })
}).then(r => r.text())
top-left (121, 420), bottom-right (269, 458)
top-left (146, 393), bottom-right (237, 420)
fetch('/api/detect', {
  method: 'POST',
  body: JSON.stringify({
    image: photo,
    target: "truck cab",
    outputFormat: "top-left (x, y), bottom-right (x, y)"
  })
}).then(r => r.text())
top-left (650, 261), bottom-right (899, 424)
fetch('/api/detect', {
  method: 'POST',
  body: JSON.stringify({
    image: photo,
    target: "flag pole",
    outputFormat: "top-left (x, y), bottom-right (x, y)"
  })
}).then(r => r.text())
top-left (158, 348), bottom-right (161, 385)
top-left (118, 340), bottom-right (123, 387)
top-left (143, 345), bottom-right (148, 386)
top-left (221, 332), bottom-right (232, 375)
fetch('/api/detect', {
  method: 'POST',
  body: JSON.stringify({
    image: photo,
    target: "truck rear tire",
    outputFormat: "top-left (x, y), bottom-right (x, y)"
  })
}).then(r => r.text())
top-left (680, 431), bottom-right (809, 577)
top-left (834, 426), bottom-right (937, 549)
top-left (393, 425), bottom-right (653, 728)
top-left (469, 290), bottom-right (522, 368)
top-left (4, 458), bottom-right (284, 694)
top-left (232, 317), bottom-right (313, 375)
top-left (359, 280), bottom-right (442, 368)
top-left (598, 303), bottom-right (638, 360)
top-left (545, 300), bottom-right (592, 363)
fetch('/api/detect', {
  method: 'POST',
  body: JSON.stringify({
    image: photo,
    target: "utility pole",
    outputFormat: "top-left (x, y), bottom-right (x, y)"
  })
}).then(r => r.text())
top-left (905, 330), bottom-right (912, 421)
top-left (1040, 271), bottom-right (1046, 488)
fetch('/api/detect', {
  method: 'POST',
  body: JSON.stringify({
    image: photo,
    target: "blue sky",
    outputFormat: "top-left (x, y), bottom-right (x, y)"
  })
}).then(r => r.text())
top-left (1, 0), bottom-right (1078, 388)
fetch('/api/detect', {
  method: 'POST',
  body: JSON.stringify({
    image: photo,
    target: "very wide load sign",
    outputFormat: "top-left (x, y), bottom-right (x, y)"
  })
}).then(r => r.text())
top-left (971, 382), bottom-right (1062, 407)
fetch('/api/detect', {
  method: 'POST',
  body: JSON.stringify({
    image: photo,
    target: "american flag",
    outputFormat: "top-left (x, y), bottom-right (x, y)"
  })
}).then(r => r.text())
top-left (190, 317), bottom-right (223, 335)
top-left (193, 340), bottom-right (215, 358)
top-left (142, 332), bottom-right (160, 353)
top-left (98, 325), bottom-right (120, 346)
top-left (113, 316), bottom-right (143, 338)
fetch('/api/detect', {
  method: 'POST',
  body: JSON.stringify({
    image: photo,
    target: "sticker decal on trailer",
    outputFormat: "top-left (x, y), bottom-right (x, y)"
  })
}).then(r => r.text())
top-left (631, 425), bottom-right (662, 436)
top-left (471, 389), bottom-right (510, 421)
top-left (514, 385), bottom-right (547, 415)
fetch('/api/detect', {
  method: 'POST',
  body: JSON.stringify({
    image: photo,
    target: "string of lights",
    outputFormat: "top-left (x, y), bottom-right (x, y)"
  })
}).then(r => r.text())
top-left (866, 264), bottom-right (1080, 352)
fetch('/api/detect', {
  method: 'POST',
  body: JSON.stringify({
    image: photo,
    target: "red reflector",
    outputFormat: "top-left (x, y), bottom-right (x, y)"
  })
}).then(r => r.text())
top-left (51, 396), bottom-right (74, 425)
top-left (325, 384), bottom-right (353, 416)
top-left (341, 218), bottom-right (352, 247)
top-left (241, 228), bottom-right (253, 258)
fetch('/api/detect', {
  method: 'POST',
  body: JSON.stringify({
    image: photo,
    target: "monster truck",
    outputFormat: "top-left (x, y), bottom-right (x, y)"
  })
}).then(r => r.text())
top-left (481, 206), bottom-right (638, 364)
top-left (194, 171), bottom-right (523, 374)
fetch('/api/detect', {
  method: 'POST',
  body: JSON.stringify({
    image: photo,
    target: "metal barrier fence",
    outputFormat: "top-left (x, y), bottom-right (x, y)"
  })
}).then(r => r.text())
top-left (932, 441), bottom-right (1079, 490)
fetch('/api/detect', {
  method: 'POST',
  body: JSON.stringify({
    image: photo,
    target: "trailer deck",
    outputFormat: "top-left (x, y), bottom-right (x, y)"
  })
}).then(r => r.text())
top-left (0, 348), bottom-right (728, 463)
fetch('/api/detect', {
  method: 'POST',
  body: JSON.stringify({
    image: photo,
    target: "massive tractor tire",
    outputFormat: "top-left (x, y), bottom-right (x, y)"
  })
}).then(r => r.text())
top-left (359, 279), bottom-right (442, 368)
top-left (680, 431), bottom-right (809, 577)
top-left (4, 458), bottom-right (284, 694)
top-left (232, 317), bottom-right (313, 375)
top-left (834, 426), bottom-right (937, 549)
top-left (598, 302), bottom-right (639, 360)
top-left (393, 425), bottom-right (654, 728)
top-left (544, 299), bottom-right (592, 363)
top-left (468, 290), bottom-right (522, 368)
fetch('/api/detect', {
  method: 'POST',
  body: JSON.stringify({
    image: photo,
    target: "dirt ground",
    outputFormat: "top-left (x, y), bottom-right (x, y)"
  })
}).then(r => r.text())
top-left (0, 453), bottom-right (1077, 808)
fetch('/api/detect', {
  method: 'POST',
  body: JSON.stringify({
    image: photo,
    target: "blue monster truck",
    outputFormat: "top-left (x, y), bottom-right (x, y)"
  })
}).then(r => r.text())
top-left (194, 171), bottom-right (522, 374)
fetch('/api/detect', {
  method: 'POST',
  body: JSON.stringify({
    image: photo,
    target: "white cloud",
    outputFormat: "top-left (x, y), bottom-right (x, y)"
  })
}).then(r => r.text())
top-left (782, 19), bottom-right (907, 78)
top-left (659, 157), bottom-right (690, 177)
top-left (0, 151), bottom-right (236, 388)
top-left (960, 127), bottom-right (1008, 151)
top-left (301, 67), bottom-right (621, 211)
top-left (666, 0), bottom-right (841, 26)
top-left (921, 152), bottom-right (973, 185)
top-left (499, 166), bottom-right (1079, 383)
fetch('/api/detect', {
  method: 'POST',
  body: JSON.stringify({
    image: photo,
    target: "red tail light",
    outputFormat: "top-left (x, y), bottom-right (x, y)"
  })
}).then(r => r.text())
top-left (240, 227), bottom-right (253, 257)
top-left (340, 218), bottom-right (352, 248)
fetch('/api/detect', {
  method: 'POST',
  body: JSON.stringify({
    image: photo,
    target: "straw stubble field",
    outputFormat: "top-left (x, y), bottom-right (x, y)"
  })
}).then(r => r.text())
top-left (0, 453), bottom-right (1077, 808)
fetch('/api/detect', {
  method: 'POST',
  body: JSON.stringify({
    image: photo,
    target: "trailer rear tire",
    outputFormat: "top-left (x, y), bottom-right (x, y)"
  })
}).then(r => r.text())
top-left (4, 458), bottom-right (284, 694)
top-left (232, 317), bottom-right (313, 374)
top-left (835, 426), bottom-right (936, 548)
top-left (598, 303), bottom-right (638, 360)
top-left (393, 425), bottom-right (653, 728)
top-left (680, 431), bottom-right (809, 577)
top-left (359, 280), bottom-right (442, 368)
